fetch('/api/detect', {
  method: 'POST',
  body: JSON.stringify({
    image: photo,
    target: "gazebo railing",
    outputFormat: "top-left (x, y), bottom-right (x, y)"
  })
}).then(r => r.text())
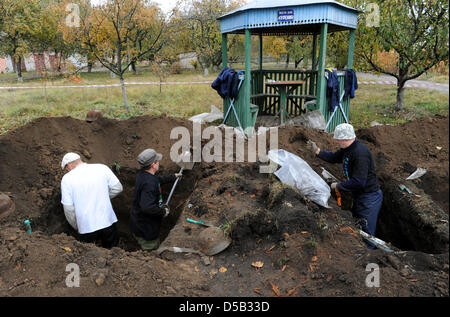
top-left (322, 71), bottom-right (350, 132)
top-left (250, 69), bottom-right (318, 117)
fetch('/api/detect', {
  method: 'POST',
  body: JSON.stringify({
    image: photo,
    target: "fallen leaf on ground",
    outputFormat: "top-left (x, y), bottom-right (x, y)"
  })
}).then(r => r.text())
top-left (286, 288), bottom-right (298, 296)
top-left (265, 245), bottom-right (276, 254)
top-left (436, 146), bottom-right (442, 150)
top-left (219, 267), bottom-right (227, 273)
top-left (253, 288), bottom-right (263, 296)
top-left (339, 226), bottom-right (359, 236)
top-left (282, 265), bottom-right (287, 272)
top-left (311, 256), bottom-right (318, 262)
top-left (251, 261), bottom-right (264, 268)
top-left (270, 282), bottom-right (281, 297)
top-left (61, 247), bottom-right (72, 252)
top-left (250, 194), bottom-right (256, 198)
top-left (301, 231), bottom-right (308, 234)
top-left (207, 203), bottom-right (214, 208)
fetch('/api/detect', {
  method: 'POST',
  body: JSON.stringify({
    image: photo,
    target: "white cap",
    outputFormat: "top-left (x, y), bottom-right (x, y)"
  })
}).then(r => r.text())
top-left (333, 123), bottom-right (356, 140)
top-left (61, 152), bottom-right (81, 170)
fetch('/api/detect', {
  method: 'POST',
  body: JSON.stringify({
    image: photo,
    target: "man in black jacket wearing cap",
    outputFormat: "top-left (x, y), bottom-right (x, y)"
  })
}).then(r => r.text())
top-left (130, 149), bottom-right (181, 251)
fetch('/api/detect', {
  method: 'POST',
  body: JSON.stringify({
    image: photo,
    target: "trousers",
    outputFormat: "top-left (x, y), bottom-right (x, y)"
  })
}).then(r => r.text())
top-left (352, 189), bottom-right (383, 248)
top-left (79, 223), bottom-right (119, 249)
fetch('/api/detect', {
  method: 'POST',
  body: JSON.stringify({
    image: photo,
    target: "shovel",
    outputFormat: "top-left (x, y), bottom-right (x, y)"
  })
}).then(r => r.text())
top-left (186, 219), bottom-right (232, 256)
top-left (165, 151), bottom-right (195, 206)
top-left (186, 218), bottom-right (216, 228)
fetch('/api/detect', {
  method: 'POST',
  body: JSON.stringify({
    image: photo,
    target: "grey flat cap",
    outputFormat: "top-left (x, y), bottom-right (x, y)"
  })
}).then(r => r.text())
top-left (137, 149), bottom-right (162, 167)
top-left (333, 123), bottom-right (356, 140)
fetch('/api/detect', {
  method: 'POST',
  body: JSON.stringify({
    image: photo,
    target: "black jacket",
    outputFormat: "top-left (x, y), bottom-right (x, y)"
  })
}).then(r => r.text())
top-left (211, 67), bottom-right (241, 99)
top-left (130, 170), bottom-right (175, 241)
top-left (325, 69), bottom-right (340, 112)
top-left (318, 139), bottom-right (380, 198)
top-left (344, 69), bottom-right (358, 99)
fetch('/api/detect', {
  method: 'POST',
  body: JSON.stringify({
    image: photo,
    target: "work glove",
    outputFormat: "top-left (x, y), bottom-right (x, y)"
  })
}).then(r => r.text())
top-left (307, 140), bottom-right (320, 156)
top-left (330, 182), bottom-right (338, 191)
top-left (161, 204), bottom-right (170, 217)
top-left (175, 172), bottom-right (183, 179)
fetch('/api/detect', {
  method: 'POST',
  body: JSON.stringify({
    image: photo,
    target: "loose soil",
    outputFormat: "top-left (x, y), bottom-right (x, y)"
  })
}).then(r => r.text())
top-left (0, 114), bottom-right (448, 297)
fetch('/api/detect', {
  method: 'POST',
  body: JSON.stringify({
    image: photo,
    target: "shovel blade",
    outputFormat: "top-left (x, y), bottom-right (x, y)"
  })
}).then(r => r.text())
top-left (197, 226), bottom-right (231, 256)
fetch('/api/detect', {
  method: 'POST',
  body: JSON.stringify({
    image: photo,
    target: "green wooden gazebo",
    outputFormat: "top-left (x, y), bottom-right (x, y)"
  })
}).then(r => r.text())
top-left (218, 0), bottom-right (360, 133)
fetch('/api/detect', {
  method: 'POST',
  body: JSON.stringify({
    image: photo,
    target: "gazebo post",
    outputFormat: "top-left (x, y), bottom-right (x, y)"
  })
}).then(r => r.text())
top-left (259, 34), bottom-right (263, 71)
top-left (347, 29), bottom-right (355, 69)
top-left (222, 33), bottom-right (228, 69)
top-left (243, 28), bottom-right (252, 132)
top-left (310, 33), bottom-right (318, 96)
top-left (316, 23), bottom-right (328, 115)
top-left (311, 33), bottom-right (317, 71)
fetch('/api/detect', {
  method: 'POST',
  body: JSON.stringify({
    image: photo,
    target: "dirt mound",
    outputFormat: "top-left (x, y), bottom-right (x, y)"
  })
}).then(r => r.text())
top-left (0, 114), bottom-right (448, 297)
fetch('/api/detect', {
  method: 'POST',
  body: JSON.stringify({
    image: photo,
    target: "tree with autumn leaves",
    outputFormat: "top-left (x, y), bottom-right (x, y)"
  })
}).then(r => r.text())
top-left (61, 0), bottom-right (168, 111)
top-left (347, 0), bottom-right (449, 110)
top-left (0, 0), bottom-right (41, 82)
top-left (1, 0), bottom-right (448, 113)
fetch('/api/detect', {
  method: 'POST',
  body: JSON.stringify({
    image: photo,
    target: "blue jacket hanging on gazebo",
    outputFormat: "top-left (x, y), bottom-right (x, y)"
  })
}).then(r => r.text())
top-left (326, 69), bottom-right (340, 112)
top-left (211, 67), bottom-right (241, 99)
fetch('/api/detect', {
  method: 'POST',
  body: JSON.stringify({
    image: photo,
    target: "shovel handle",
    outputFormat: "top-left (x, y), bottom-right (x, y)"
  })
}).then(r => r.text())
top-left (186, 218), bottom-right (205, 225)
top-left (165, 167), bottom-right (183, 205)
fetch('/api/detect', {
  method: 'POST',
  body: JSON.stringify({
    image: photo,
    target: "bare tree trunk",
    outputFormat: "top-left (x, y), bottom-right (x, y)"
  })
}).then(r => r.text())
top-left (395, 80), bottom-right (406, 111)
top-left (285, 53), bottom-right (290, 69)
top-left (87, 62), bottom-right (93, 73)
top-left (120, 76), bottom-right (130, 112)
top-left (131, 61), bottom-right (137, 75)
top-left (294, 58), bottom-right (304, 69)
top-left (16, 56), bottom-right (23, 82)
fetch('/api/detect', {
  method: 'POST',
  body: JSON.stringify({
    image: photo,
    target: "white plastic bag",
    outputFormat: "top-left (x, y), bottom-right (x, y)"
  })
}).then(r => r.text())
top-left (406, 168), bottom-right (427, 180)
top-left (268, 149), bottom-right (331, 208)
top-left (188, 105), bottom-right (223, 124)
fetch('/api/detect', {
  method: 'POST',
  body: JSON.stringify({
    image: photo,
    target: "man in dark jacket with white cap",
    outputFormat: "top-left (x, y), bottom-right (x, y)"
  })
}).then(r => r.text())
top-left (308, 123), bottom-right (383, 249)
top-left (130, 149), bottom-right (181, 251)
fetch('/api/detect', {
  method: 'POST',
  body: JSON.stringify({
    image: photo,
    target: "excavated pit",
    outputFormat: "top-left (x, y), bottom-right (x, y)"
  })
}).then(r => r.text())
top-left (33, 165), bottom-right (199, 252)
top-left (376, 175), bottom-right (449, 254)
top-left (0, 115), bottom-right (448, 297)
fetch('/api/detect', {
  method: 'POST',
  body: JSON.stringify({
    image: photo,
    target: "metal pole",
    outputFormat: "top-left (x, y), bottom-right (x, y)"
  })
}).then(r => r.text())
top-left (347, 29), bottom-right (356, 69)
top-left (316, 23), bottom-right (328, 115)
top-left (222, 33), bottom-right (228, 69)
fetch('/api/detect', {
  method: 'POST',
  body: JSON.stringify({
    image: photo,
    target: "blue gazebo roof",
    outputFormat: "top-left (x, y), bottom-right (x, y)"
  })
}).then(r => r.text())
top-left (219, 0), bottom-right (360, 35)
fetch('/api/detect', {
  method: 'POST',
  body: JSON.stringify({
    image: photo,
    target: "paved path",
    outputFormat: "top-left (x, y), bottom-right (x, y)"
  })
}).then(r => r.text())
top-left (0, 73), bottom-right (447, 93)
top-left (357, 72), bottom-right (449, 93)
top-left (0, 81), bottom-right (212, 90)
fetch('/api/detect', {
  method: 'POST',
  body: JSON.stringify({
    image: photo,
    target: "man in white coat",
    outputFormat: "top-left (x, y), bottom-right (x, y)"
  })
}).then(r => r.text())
top-left (60, 152), bottom-right (123, 248)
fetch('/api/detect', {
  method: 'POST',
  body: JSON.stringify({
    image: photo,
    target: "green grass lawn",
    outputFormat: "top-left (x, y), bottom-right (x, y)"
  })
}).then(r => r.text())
top-left (0, 68), bottom-right (448, 134)
top-left (349, 84), bottom-right (449, 129)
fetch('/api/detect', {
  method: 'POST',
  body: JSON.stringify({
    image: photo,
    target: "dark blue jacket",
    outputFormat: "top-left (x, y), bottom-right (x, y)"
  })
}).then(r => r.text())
top-left (130, 170), bottom-right (175, 241)
top-left (325, 69), bottom-right (340, 112)
top-left (344, 69), bottom-right (358, 99)
top-left (317, 139), bottom-right (380, 198)
top-left (211, 67), bottom-right (241, 99)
